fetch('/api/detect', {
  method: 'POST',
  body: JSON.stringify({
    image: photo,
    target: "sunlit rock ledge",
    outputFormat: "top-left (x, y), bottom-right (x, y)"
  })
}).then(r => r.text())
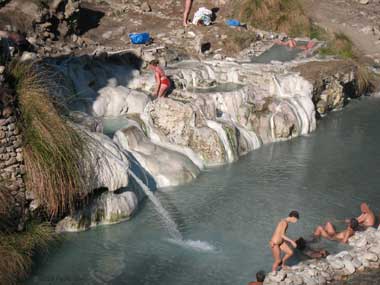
top-left (264, 227), bottom-right (380, 285)
top-left (50, 56), bottom-right (361, 232)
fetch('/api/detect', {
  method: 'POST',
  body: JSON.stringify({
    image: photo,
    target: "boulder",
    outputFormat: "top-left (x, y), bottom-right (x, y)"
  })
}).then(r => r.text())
top-left (363, 252), bottom-right (378, 262)
top-left (93, 86), bottom-right (150, 117)
top-left (114, 125), bottom-right (200, 187)
top-left (145, 99), bottom-right (227, 166)
top-left (84, 130), bottom-right (130, 191)
top-left (342, 259), bottom-right (356, 275)
top-left (56, 191), bottom-right (138, 233)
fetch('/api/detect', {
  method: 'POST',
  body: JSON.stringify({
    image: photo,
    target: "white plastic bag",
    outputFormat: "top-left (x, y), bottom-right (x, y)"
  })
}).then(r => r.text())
top-left (192, 7), bottom-right (213, 26)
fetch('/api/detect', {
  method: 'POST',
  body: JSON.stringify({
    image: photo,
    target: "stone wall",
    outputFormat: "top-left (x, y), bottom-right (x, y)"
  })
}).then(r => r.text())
top-left (0, 69), bottom-right (26, 230)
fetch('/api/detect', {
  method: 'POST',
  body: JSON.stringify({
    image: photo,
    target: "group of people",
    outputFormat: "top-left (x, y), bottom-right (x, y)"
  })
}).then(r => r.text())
top-left (248, 203), bottom-right (376, 284)
top-left (270, 203), bottom-right (376, 272)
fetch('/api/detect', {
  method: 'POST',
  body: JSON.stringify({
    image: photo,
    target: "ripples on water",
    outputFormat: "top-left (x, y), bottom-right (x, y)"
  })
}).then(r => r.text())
top-left (28, 98), bottom-right (380, 285)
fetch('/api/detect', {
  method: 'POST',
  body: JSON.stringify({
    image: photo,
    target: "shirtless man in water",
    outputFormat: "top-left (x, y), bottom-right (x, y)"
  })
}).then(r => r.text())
top-left (314, 218), bottom-right (359, 244)
top-left (269, 211), bottom-right (299, 272)
top-left (348, 202), bottom-right (376, 228)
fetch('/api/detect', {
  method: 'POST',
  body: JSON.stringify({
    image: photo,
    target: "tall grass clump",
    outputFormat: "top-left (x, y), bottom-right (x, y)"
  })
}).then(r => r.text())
top-left (232, 0), bottom-right (312, 37)
top-left (0, 222), bottom-right (57, 285)
top-left (319, 32), bottom-right (354, 59)
top-left (10, 61), bottom-right (89, 217)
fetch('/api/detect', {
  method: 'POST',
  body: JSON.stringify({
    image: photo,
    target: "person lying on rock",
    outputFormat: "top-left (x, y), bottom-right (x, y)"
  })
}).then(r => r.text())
top-left (295, 237), bottom-right (329, 259)
top-left (148, 59), bottom-right (170, 98)
top-left (269, 210), bottom-right (299, 272)
top-left (248, 270), bottom-right (265, 285)
top-left (346, 202), bottom-right (376, 229)
top-left (274, 38), bottom-right (315, 51)
top-left (183, 0), bottom-right (193, 27)
top-left (314, 218), bottom-right (359, 244)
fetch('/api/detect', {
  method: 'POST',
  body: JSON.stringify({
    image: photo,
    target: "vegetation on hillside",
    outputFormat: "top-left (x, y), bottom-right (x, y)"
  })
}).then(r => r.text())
top-left (232, 0), bottom-right (312, 37)
top-left (10, 62), bottom-right (90, 218)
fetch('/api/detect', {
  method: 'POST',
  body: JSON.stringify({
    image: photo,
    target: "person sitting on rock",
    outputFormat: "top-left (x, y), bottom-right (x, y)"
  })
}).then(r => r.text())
top-left (248, 270), bottom-right (266, 285)
top-left (274, 38), bottom-right (315, 51)
top-left (183, 0), bottom-right (194, 27)
top-left (346, 202), bottom-right (376, 229)
top-left (314, 218), bottom-right (359, 244)
top-left (295, 237), bottom-right (329, 259)
top-left (269, 210), bottom-right (299, 272)
top-left (148, 59), bottom-right (170, 98)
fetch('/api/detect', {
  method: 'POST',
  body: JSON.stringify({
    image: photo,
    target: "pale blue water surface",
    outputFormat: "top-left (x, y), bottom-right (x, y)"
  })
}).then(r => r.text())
top-left (28, 97), bottom-right (380, 285)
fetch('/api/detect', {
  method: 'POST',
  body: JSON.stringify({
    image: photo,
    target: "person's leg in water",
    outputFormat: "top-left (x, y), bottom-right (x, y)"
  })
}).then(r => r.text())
top-left (324, 222), bottom-right (337, 236)
top-left (314, 225), bottom-right (331, 239)
top-left (280, 242), bottom-right (294, 269)
top-left (270, 242), bottom-right (282, 272)
top-left (183, 0), bottom-right (193, 27)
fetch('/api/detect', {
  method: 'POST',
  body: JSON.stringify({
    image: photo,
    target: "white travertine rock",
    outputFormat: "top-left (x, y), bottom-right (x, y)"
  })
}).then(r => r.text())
top-left (93, 86), bottom-right (150, 117)
top-left (114, 125), bottom-right (200, 187)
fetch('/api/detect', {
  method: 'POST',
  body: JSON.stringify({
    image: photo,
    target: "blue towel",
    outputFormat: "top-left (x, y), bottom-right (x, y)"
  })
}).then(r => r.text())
top-left (225, 19), bottom-right (241, 27)
top-left (129, 33), bottom-right (150, 44)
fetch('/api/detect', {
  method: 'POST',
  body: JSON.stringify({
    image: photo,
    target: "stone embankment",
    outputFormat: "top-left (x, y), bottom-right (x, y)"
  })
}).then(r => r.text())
top-left (0, 69), bottom-right (26, 230)
top-left (264, 227), bottom-right (380, 285)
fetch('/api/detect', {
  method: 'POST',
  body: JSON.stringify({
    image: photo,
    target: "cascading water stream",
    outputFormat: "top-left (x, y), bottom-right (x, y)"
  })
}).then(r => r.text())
top-left (127, 169), bottom-right (183, 241)
top-left (124, 153), bottom-right (214, 252)
top-left (87, 133), bottom-right (214, 251)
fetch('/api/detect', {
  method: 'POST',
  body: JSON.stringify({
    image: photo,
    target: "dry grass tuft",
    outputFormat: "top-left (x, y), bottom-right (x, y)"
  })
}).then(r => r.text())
top-left (356, 64), bottom-right (372, 95)
top-left (10, 61), bottom-right (89, 217)
top-left (319, 33), bottom-right (355, 59)
top-left (0, 223), bottom-right (57, 285)
top-left (232, 0), bottom-right (312, 37)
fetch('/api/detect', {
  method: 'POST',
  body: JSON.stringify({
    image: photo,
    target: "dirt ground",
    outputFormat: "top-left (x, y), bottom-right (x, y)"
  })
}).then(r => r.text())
top-left (79, 0), bottom-right (256, 57)
top-left (301, 0), bottom-right (380, 62)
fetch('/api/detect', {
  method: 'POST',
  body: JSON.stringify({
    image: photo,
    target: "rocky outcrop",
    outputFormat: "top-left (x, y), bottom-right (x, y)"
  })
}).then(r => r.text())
top-left (55, 191), bottom-right (138, 232)
top-left (54, 57), bottom-right (361, 188)
top-left (114, 125), bottom-right (200, 188)
top-left (145, 98), bottom-right (228, 166)
top-left (0, 0), bottom-right (81, 40)
top-left (292, 61), bottom-right (358, 117)
top-left (264, 227), bottom-right (380, 285)
top-left (84, 129), bottom-right (130, 192)
top-left (93, 85), bottom-right (149, 117)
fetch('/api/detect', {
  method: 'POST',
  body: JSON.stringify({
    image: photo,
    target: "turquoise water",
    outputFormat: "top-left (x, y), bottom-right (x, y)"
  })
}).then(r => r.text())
top-left (28, 97), bottom-right (380, 284)
top-left (187, 83), bottom-right (244, 93)
top-left (101, 116), bottom-right (130, 137)
top-left (251, 42), bottom-right (307, 63)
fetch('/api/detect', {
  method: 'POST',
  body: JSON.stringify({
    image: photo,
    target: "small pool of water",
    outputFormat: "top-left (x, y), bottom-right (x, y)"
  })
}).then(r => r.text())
top-left (101, 116), bottom-right (130, 137)
top-left (187, 83), bottom-right (244, 94)
top-left (251, 42), bottom-right (307, 64)
top-left (28, 98), bottom-right (380, 285)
